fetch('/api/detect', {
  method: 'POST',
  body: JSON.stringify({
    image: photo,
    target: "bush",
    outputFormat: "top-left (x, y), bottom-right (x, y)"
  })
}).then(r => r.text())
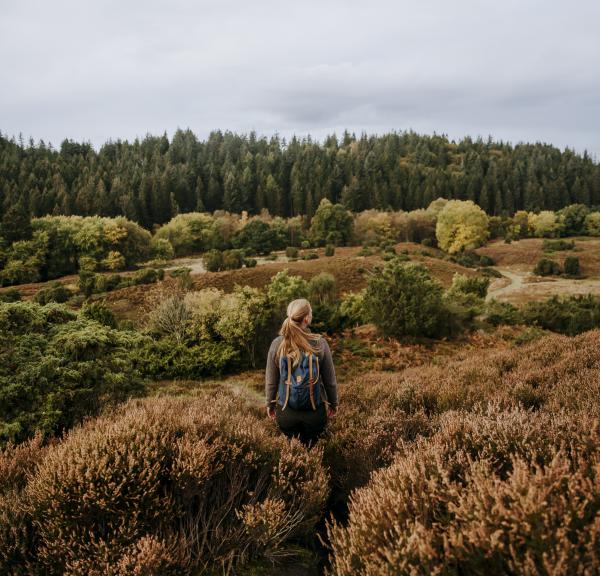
top-left (204, 249), bottom-right (224, 272)
top-left (308, 273), bottom-right (336, 305)
top-left (479, 266), bottom-right (502, 278)
top-left (146, 294), bottom-right (191, 342)
top-left (452, 251), bottom-right (494, 268)
top-left (150, 236), bottom-right (175, 261)
top-left (232, 219), bottom-right (283, 255)
top-left (543, 238), bottom-right (575, 252)
top-left (339, 290), bottom-right (367, 328)
top-left (327, 407), bottom-right (600, 575)
top-left (300, 240), bottom-right (311, 249)
top-left (484, 299), bottom-right (522, 326)
top-left (522, 295), bottom-right (600, 335)
top-left (363, 262), bottom-right (449, 339)
top-left (80, 300), bottom-right (117, 329)
top-left (534, 258), bottom-right (562, 276)
top-left (244, 257), bottom-right (257, 268)
top-left (267, 271), bottom-right (309, 310)
top-left (557, 203), bottom-right (589, 236)
top-left (310, 303), bottom-right (344, 334)
top-left (286, 246), bottom-right (299, 258)
top-left (303, 252), bottom-right (319, 260)
top-left (17, 395), bottom-right (327, 574)
top-left (132, 267), bottom-right (163, 285)
top-left (137, 338), bottom-right (239, 378)
top-left (325, 244), bottom-right (335, 257)
top-left (0, 288), bottom-right (21, 303)
top-left (203, 249), bottom-right (244, 272)
top-left (32, 281), bottom-right (72, 305)
top-left (101, 250), bottom-right (126, 271)
top-left (529, 210), bottom-right (564, 238)
top-left (448, 273), bottom-right (490, 299)
top-left (222, 249), bottom-right (245, 270)
top-left (563, 256), bottom-right (581, 277)
top-left (0, 301), bottom-right (145, 445)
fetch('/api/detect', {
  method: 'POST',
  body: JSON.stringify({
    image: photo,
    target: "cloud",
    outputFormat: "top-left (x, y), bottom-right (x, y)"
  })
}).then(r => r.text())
top-left (1, 0), bottom-right (599, 157)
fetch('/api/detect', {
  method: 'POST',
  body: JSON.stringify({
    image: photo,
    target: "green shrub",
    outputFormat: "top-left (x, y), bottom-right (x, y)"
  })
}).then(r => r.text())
top-left (534, 258), bottom-right (561, 276)
top-left (452, 252), bottom-right (494, 268)
top-left (308, 273), bottom-right (336, 305)
top-left (357, 246), bottom-right (373, 257)
top-left (309, 303), bottom-right (344, 334)
top-left (80, 300), bottom-right (117, 329)
top-left (150, 236), bottom-right (175, 260)
top-left (339, 291), bottom-right (367, 328)
top-left (244, 257), bottom-right (257, 268)
top-left (286, 246), bottom-right (299, 258)
top-left (364, 262), bottom-right (449, 339)
top-left (522, 295), bottom-right (600, 335)
top-left (325, 244), bottom-right (335, 257)
top-left (204, 249), bottom-right (224, 272)
top-left (300, 240), bottom-right (311, 249)
top-left (232, 219), bottom-right (284, 255)
top-left (101, 250), bottom-right (126, 271)
top-left (132, 267), bottom-right (163, 285)
top-left (479, 266), bottom-right (503, 278)
top-left (443, 290), bottom-right (485, 331)
top-left (484, 299), bottom-right (522, 326)
top-left (449, 273), bottom-right (490, 299)
top-left (0, 302), bottom-right (145, 445)
top-left (267, 270), bottom-right (309, 310)
top-left (0, 288), bottom-right (21, 303)
top-left (563, 256), bottom-right (581, 277)
top-left (543, 238), bottom-right (575, 252)
top-left (137, 338), bottom-right (239, 378)
top-left (32, 282), bottom-right (72, 305)
top-left (303, 252), bottom-right (319, 260)
top-left (221, 249), bottom-right (245, 270)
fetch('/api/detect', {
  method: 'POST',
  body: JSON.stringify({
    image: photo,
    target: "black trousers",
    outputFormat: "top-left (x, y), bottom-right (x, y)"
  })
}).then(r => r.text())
top-left (275, 403), bottom-right (327, 445)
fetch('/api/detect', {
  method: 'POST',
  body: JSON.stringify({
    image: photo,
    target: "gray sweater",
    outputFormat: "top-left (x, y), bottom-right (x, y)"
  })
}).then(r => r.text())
top-left (265, 335), bottom-right (338, 408)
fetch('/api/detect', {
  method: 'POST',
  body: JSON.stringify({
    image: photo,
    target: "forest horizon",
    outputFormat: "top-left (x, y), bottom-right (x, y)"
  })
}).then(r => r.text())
top-left (2, 128), bottom-right (599, 231)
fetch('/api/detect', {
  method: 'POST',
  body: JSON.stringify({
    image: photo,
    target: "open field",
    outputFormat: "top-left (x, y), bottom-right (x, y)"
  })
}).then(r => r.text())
top-left (480, 238), bottom-right (600, 304)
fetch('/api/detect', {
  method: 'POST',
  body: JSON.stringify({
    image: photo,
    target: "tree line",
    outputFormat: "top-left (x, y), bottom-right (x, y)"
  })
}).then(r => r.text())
top-left (1, 129), bottom-right (599, 232)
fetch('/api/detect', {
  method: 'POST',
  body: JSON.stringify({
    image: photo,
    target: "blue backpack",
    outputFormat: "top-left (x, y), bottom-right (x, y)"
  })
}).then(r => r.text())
top-left (278, 351), bottom-right (321, 411)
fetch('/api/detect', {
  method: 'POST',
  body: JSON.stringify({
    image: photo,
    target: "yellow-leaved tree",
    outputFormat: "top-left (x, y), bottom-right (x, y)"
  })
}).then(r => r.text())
top-left (436, 200), bottom-right (489, 254)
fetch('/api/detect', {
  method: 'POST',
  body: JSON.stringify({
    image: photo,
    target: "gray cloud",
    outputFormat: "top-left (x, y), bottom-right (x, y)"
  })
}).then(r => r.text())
top-left (1, 0), bottom-right (599, 157)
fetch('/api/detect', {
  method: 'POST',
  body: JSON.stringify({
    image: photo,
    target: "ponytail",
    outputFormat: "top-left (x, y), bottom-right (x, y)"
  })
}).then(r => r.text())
top-left (276, 299), bottom-right (320, 366)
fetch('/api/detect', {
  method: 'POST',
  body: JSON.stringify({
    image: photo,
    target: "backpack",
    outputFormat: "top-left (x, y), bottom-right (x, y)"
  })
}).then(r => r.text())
top-left (278, 351), bottom-right (321, 411)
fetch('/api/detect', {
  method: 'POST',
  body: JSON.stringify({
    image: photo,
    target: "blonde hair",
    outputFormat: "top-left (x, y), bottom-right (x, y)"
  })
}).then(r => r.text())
top-left (276, 298), bottom-right (320, 366)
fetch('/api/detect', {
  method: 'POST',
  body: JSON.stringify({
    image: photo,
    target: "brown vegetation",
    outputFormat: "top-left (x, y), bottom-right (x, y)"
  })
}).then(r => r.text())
top-left (0, 393), bottom-right (327, 575)
top-left (324, 329), bottom-right (600, 574)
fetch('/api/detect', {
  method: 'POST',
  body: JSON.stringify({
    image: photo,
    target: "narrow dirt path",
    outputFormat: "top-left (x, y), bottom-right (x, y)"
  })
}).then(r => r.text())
top-left (486, 268), bottom-right (526, 301)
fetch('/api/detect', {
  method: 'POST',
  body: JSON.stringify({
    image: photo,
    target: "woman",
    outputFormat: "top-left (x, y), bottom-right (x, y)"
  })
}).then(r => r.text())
top-left (265, 298), bottom-right (338, 445)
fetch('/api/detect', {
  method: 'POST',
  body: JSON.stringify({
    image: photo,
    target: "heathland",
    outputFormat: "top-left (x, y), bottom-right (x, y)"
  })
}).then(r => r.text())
top-left (1, 135), bottom-right (600, 574)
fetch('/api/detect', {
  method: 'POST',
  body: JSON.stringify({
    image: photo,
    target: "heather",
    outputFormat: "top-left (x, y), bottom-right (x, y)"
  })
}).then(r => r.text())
top-left (0, 394), bottom-right (328, 575)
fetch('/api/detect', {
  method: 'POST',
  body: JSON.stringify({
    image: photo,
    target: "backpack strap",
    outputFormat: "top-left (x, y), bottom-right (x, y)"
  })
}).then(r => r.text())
top-left (282, 355), bottom-right (292, 411)
top-left (308, 353), bottom-right (317, 410)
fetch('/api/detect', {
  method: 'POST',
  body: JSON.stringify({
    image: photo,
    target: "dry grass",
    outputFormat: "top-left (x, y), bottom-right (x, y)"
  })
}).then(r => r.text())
top-left (479, 237), bottom-right (600, 277)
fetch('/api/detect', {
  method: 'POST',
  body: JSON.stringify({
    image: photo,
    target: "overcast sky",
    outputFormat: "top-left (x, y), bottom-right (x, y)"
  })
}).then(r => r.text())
top-left (1, 0), bottom-right (599, 157)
